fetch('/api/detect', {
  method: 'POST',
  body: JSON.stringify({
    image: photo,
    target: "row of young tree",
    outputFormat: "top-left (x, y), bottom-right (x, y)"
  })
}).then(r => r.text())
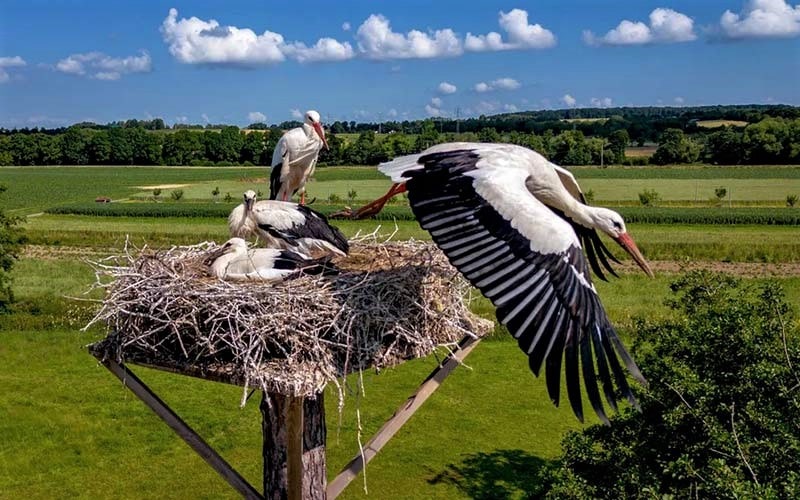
top-left (1, 117), bottom-right (799, 167)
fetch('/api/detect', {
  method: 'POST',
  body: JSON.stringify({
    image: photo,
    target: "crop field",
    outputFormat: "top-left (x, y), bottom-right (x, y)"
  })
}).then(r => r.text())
top-left (695, 119), bottom-right (749, 128)
top-left (2, 164), bottom-right (800, 498)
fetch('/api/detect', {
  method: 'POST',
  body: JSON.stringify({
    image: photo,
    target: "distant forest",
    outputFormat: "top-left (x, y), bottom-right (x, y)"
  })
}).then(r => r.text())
top-left (1, 104), bottom-right (799, 167)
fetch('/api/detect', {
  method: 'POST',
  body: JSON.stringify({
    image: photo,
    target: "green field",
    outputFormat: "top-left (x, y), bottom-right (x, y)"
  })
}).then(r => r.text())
top-left (2, 164), bottom-right (800, 498)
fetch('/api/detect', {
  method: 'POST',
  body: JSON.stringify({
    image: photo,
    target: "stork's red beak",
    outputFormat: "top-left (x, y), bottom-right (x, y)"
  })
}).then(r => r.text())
top-left (614, 232), bottom-right (654, 278)
top-left (312, 122), bottom-right (329, 150)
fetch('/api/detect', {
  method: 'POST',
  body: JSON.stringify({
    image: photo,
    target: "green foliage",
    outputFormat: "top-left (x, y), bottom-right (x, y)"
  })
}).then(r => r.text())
top-left (638, 188), bottom-right (661, 206)
top-left (169, 189), bottom-right (183, 201)
top-left (583, 189), bottom-right (595, 204)
top-left (715, 186), bottom-right (728, 201)
top-left (652, 128), bottom-right (702, 165)
top-left (152, 188), bottom-right (161, 199)
top-left (0, 186), bottom-right (26, 312)
top-left (223, 192), bottom-right (233, 203)
top-left (788, 194), bottom-right (798, 207)
top-left (547, 272), bottom-right (800, 499)
top-left (327, 193), bottom-right (342, 204)
top-left (346, 188), bottom-right (357, 203)
top-left (211, 186), bottom-right (220, 200)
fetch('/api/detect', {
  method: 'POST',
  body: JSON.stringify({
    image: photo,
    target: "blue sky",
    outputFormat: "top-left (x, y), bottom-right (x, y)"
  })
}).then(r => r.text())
top-left (1, 0), bottom-right (798, 128)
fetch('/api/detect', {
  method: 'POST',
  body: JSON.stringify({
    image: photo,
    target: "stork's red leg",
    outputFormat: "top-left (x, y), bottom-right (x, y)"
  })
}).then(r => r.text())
top-left (300, 191), bottom-right (306, 205)
top-left (352, 183), bottom-right (407, 219)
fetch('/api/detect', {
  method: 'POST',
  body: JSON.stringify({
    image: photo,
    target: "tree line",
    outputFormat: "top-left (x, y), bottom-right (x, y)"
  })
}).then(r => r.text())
top-left (1, 114), bottom-right (799, 167)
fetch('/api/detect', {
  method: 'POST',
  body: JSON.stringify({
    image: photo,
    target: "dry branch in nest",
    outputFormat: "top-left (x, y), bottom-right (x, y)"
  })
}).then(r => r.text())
top-left (86, 237), bottom-right (493, 402)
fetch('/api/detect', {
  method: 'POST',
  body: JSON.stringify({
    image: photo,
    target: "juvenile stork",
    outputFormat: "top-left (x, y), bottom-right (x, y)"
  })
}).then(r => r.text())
top-left (372, 142), bottom-right (654, 424)
top-left (269, 110), bottom-right (328, 204)
top-left (229, 190), bottom-right (349, 258)
top-left (206, 238), bottom-right (336, 282)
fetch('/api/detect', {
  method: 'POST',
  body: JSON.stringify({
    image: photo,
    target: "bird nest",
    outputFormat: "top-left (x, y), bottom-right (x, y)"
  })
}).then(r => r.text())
top-left (86, 237), bottom-right (493, 400)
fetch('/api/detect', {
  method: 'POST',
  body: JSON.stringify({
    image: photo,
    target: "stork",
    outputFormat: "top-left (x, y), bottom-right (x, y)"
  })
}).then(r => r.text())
top-left (205, 237), bottom-right (336, 282)
top-left (372, 142), bottom-right (654, 424)
top-left (229, 190), bottom-right (349, 258)
top-left (269, 110), bottom-right (328, 204)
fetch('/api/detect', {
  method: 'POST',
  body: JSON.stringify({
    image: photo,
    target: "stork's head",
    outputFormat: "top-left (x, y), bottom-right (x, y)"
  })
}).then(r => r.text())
top-left (205, 237), bottom-right (248, 265)
top-left (243, 190), bottom-right (257, 212)
top-left (591, 207), bottom-right (654, 278)
top-left (305, 110), bottom-right (328, 150)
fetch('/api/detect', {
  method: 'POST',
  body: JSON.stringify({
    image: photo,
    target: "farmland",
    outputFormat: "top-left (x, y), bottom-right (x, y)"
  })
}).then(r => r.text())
top-left (2, 164), bottom-right (800, 499)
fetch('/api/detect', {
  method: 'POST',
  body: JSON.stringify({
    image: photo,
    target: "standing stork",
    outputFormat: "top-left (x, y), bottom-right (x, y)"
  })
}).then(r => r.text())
top-left (205, 238), bottom-right (336, 282)
top-left (229, 190), bottom-right (349, 258)
top-left (270, 110), bottom-right (328, 204)
top-left (370, 142), bottom-right (654, 424)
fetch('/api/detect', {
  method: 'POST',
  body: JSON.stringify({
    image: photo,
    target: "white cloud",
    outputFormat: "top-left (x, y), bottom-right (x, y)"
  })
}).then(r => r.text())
top-left (583, 8), bottom-right (696, 46)
top-left (290, 109), bottom-right (303, 119)
top-left (674, 96), bottom-right (685, 105)
top-left (503, 103), bottom-right (519, 112)
top-left (590, 97), bottom-right (613, 107)
top-left (356, 14), bottom-right (462, 59)
top-left (248, 111), bottom-right (267, 122)
top-left (387, 108), bottom-right (398, 117)
top-left (55, 51), bottom-right (151, 80)
top-left (719, 0), bottom-right (800, 39)
top-left (0, 56), bottom-right (26, 83)
top-left (342, 22), bottom-right (351, 31)
top-left (466, 8), bottom-right (556, 51)
top-left (438, 81), bottom-right (457, 94)
top-left (430, 97), bottom-right (443, 107)
top-left (425, 104), bottom-right (443, 117)
top-left (475, 101), bottom-right (498, 114)
top-left (161, 8), bottom-right (354, 65)
top-left (474, 77), bottom-right (520, 93)
top-left (561, 94), bottom-right (577, 107)
top-left (175, 116), bottom-right (188, 124)
top-left (282, 38), bottom-right (355, 63)
top-left (201, 113), bottom-right (210, 123)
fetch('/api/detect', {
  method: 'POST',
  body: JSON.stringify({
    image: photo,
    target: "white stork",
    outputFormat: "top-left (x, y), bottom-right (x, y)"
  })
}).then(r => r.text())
top-left (229, 190), bottom-right (349, 258)
top-left (206, 237), bottom-right (336, 282)
top-left (373, 142), bottom-right (654, 424)
top-left (269, 110), bottom-right (328, 204)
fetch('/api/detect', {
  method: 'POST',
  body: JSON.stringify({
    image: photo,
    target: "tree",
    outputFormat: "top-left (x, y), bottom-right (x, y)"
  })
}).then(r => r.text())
top-left (60, 127), bottom-right (91, 165)
top-left (704, 127), bottom-right (743, 165)
top-left (552, 130), bottom-right (591, 166)
top-left (108, 128), bottom-right (133, 164)
top-left (651, 128), bottom-right (701, 165)
top-left (240, 131), bottom-right (266, 165)
top-left (87, 131), bottom-right (111, 164)
top-left (0, 185), bottom-right (26, 312)
top-left (547, 272), bottom-right (800, 499)
top-left (608, 129), bottom-right (630, 163)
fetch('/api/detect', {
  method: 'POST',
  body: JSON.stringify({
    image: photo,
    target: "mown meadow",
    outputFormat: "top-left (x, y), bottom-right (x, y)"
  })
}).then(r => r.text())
top-left (1, 164), bottom-right (799, 498)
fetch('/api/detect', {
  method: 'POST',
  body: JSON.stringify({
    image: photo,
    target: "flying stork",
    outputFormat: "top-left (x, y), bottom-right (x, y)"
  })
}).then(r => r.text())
top-left (370, 142), bottom-right (654, 424)
top-left (206, 237), bottom-right (336, 282)
top-left (229, 190), bottom-right (349, 258)
top-left (269, 110), bottom-right (329, 204)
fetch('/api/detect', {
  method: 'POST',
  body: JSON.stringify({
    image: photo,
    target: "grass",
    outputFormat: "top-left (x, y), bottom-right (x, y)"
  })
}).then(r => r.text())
top-left (624, 146), bottom-right (657, 158)
top-left (695, 119), bottom-right (749, 128)
top-left (578, 178), bottom-right (800, 202)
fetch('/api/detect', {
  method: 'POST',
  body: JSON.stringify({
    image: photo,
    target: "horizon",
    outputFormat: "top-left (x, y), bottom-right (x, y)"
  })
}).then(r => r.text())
top-left (1, 1), bottom-right (798, 128)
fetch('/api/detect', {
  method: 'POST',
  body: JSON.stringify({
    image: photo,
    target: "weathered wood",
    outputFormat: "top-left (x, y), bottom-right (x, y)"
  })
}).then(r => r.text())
top-left (327, 335), bottom-right (481, 499)
top-left (287, 397), bottom-right (304, 500)
top-left (262, 392), bottom-right (327, 500)
top-left (100, 359), bottom-right (263, 500)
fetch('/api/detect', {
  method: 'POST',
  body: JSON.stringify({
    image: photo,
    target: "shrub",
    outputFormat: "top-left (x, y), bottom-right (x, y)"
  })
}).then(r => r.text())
top-left (224, 192), bottom-right (233, 203)
top-left (347, 188), bottom-right (358, 204)
top-left (211, 186), bottom-right (220, 201)
top-left (583, 189), bottom-right (595, 204)
top-left (715, 187), bottom-right (727, 200)
top-left (327, 193), bottom-right (342, 204)
top-left (787, 194), bottom-right (798, 207)
top-left (170, 189), bottom-right (184, 201)
top-left (546, 272), bottom-right (800, 499)
top-left (638, 189), bottom-right (661, 206)
top-left (0, 185), bottom-right (26, 312)
top-left (152, 188), bottom-right (162, 200)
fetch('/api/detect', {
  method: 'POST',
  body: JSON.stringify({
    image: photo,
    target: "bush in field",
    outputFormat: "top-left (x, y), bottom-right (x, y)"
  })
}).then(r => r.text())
top-left (256, 190), bottom-right (264, 198)
top-left (715, 187), bottom-right (727, 201)
top-left (224, 192), bottom-right (233, 203)
top-left (152, 188), bottom-right (161, 201)
top-left (788, 194), bottom-right (798, 207)
top-left (328, 193), bottom-right (342, 204)
top-left (583, 189), bottom-right (595, 204)
top-left (0, 185), bottom-right (26, 312)
top-left (170, 189), bottom-right (184, 201)
top-left (638, 189), bottom-right (661, 206)
top-left (546, 272), bottom-right (800, 499)
top-left (211, 186), bottom-right (220, 202)
top-left (347, 189), bottom-right (358, 204)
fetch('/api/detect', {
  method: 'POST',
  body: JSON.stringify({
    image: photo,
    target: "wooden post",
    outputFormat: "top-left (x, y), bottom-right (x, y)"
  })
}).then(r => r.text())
top-left (262, 391), bottom-right (327, 499)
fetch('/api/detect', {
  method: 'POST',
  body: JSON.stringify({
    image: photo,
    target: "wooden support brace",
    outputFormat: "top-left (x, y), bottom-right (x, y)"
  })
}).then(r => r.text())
top-left (286, 397), bottom-right (304, 500)
top-left (327, 335), bottom-right (481, 498)
top-left (98, 358), bottom-right (263, 500)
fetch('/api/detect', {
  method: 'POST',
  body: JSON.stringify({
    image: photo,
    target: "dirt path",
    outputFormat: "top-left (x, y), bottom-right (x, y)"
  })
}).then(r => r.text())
top-left (21, 245), bottom-right (800, 277)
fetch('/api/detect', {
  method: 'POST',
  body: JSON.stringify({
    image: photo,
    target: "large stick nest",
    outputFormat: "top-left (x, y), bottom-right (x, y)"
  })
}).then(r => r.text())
top-left (86, 238), bottom-right (493, 398)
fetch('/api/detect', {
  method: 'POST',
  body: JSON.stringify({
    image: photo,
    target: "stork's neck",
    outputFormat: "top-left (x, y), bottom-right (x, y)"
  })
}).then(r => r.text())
top-left (302, 123), bottom-right (315, 139)
top-left (550, 193), bottom-right (597, 229)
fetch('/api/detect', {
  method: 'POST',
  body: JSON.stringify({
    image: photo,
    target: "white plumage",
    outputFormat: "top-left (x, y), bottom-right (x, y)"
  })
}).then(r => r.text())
top-left (207, 238), bottom-right (332, 282)
top-left (228, 190), bottom-right (349, 258)
top-left (373, 142), bottom-right (655, 424)
top-left (269, 110), bottom-right (328, 204)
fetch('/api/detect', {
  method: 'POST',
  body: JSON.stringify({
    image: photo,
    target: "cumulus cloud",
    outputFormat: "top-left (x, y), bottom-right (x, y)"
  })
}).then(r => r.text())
top-left (474, 77), bottom-right (520, 92)
top-left (248, 111), bottom-right (267, 122)
top-left (356, 14), bottom-right (462, 59)
top-left (465, 8), bottom-right (556, 51)
top-left (290, 109), bottom-right (303, 119)
top-left (55, 51), bottom-right (151, 80)
top-left (425, 104), bottom-right (444, 117)
top-left (201, 113), bottom-right (210, 123)
top-left (674, 96), bottom-right (685, 105)
top-left (0, 56), bottom-right (26, 83)
top-left (161, 8), bottom-right (354, 65)
top-left (387, 108), bottom-right (398, 117)
top-left (503, 103), bottom-right (519, 112)
top-left (342, 22), bottom-right (351, 31)
top-left (430, 97), bottom-right (443, 107)
top-left (561, 94), bottom-right (577, 107)
top-left (438, 81), bottom-right (457, 94)
top-left (475, 101), bottom-right (499, 114)
top-left (583, 8), bottom-right (696, 46)
top-left (590, 97), bottom-right (613, 107)
top-left (719, 0), bottom-right (800, 39)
